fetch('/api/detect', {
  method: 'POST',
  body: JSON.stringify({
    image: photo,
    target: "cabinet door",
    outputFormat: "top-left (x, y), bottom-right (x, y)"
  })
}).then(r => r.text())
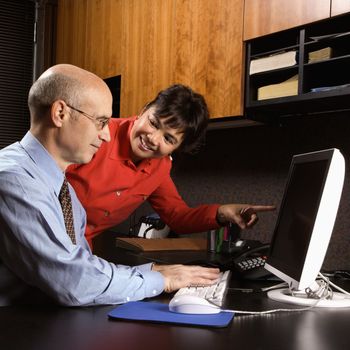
top-left (172, 0), bottom-right (244, 119)
top-left (120, 0), bottom-right (175, 118)
top-left (56, 0), bottom-right (123, 79)
top-left (244, 0), bottom-right (331, 41)
top-left (331, 0), bottom-right (350, 16)
top-left (56, 0), bottom-right (244, 119)
top-left (121, 0), bottom-right (244, 118)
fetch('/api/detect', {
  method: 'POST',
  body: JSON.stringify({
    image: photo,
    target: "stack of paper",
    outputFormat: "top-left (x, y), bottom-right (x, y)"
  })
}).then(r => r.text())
top-left (250, 50), bottom-right (297, 75)
top-left (257, 75), bottom-right (298, 100)
top-left (308, 47), bottom-right (332, 63)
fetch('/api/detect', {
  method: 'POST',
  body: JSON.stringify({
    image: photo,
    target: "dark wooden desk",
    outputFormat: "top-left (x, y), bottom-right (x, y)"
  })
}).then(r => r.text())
top-left (1, 248), bottom-right (350, 350)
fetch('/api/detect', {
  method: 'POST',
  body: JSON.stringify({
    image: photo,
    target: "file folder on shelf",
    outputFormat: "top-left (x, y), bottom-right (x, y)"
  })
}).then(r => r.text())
top-left (257, 74), bottom-right (298, 100)
top-left (250, 50), bottom-right (297, 75)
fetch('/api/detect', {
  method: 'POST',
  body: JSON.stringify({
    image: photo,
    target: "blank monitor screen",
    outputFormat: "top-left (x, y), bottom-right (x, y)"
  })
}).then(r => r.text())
top-left (267, 158), bottom-right (329, 282)
top-left (265, 149), bottom-right (349, 307)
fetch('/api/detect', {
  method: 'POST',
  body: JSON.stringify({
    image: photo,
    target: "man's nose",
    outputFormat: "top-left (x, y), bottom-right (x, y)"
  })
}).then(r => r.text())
top-left (99, 124), bottom-right (111, 142)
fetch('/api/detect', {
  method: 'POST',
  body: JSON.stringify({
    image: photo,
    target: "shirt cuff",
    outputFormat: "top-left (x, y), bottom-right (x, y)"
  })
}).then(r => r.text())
top-left (208, 204), bottom-right (221, 227)
top-left (140, 270), bottom-right (164, 297)
top-left (135, 262), bottom-right (154, 272)
top-left (135, 263), bottom-right (164, 297)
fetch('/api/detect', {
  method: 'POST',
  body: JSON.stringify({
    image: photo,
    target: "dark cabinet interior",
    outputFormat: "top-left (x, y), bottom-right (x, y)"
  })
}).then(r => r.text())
top-left (245, 13), bottom-right (350, 122)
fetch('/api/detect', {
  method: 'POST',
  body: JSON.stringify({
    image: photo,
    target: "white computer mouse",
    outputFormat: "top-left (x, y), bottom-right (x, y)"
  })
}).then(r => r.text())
top-left (169, 295), bottom-right (221, 314)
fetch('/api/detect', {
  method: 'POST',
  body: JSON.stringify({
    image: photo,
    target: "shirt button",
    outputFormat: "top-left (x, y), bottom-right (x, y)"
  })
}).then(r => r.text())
top-left (104, 210), bottom-right (110, 217)
top-left (116, 191), bottom-right (121, 196)
top-left (152, 289), bottom-right (157, 295)
top-left (126, 297), bottom-right (130, 302)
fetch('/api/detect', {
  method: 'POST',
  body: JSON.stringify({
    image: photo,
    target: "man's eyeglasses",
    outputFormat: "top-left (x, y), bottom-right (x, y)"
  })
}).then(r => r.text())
top-left (66, 104), bottom-right (110, 130)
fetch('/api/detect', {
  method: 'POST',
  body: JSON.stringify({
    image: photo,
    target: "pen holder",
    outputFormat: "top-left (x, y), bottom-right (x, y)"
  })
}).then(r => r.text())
top-left (208, 224), bottom-right (242, 254)
top-left (207, 230), bottom-right (217, 252)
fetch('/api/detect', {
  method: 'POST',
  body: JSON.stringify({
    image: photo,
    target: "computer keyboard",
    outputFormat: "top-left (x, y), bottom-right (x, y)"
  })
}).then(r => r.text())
top-left (174, 270), bottom-right (231, 307)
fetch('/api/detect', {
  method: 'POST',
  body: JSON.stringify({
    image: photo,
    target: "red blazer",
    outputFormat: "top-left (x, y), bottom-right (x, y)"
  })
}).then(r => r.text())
top-left (66, 117), bottom-right (220, 246)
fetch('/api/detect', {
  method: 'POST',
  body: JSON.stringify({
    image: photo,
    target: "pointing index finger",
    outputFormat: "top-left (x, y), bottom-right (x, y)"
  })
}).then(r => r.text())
top-left (248, 205), bottom-right (276, 212)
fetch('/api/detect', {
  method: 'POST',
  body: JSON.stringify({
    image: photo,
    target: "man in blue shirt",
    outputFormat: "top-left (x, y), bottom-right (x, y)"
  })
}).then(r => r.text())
top-left (0, 64), bottom-right (220, 306)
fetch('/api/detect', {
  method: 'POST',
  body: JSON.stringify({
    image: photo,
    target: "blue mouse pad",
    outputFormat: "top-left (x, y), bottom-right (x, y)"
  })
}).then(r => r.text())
top-left (108, 301), bottom-right (234, 328)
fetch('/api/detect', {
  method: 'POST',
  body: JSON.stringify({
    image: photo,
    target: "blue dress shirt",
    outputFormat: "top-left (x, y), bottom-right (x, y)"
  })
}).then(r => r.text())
top-left (0, 132), bottom-right (164, 306)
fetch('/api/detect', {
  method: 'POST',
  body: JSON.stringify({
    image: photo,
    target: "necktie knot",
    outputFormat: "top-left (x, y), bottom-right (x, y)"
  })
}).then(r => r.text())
top-left (59, 178), bottom-right (76, 244)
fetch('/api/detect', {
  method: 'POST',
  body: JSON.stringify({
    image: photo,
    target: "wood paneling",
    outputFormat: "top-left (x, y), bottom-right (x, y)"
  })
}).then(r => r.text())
top-left (121, 0), bottom-right (244, 118)
top-left (56, 0), bottom-right (122, 78)
top-left (120, 0), bottom-right (175, 117)
top-left (244, 0), bottom-right (331, 40)
top-left (172, 0), bottom-right (244, 119)
top-left (331, 0), bottom-right (350, 16)
top-left (56, 0), bottom-right (244, 119)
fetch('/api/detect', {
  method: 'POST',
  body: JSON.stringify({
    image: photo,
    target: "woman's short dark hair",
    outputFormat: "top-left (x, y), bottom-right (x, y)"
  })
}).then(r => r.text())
top-left (143, 84), bottom-right (209, 154)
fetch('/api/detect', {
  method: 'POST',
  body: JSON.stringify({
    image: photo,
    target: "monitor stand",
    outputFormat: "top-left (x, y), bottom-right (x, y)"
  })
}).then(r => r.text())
top-left (268, 288), bottom-right (350, 308)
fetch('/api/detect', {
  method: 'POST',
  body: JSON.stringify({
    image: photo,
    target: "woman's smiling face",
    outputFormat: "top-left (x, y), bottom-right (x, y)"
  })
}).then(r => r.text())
top-left (129, 107), bottom-right (184, 163)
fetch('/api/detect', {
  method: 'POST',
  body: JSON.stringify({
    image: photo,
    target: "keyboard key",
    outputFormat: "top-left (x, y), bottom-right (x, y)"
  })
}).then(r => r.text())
top-left (174, 270), bottom-right (230, 306)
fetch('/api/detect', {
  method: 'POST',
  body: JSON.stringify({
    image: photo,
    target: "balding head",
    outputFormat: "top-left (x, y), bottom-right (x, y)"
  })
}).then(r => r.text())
top-left (28, 64), bottom-right (109, 123)
top-left (26, 64), bottom-right (112, 170)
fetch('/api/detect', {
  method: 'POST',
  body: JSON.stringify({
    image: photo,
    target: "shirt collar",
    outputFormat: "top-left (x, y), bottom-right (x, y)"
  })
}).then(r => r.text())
top-left (109, 117), bottom-right (153, 174)
top-left (20, 132), bottom-right (65, 196)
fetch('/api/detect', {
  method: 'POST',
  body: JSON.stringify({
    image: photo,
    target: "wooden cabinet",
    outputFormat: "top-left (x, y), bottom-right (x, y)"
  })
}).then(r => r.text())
top-left (331, 0), bottom-right (350, 16)
top-left (119, 0), bottom-right (175, 118)
top-left (56, 0), bottom-right (244, 119)
top-left (244, 0), bottom-right (331, 41)
top-left (56, 0), bottom-right (123, 79)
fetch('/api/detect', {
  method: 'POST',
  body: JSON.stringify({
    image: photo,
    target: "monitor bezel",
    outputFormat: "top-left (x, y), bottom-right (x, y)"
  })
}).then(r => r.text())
top-left (264, 148), bottom-right (345, 291)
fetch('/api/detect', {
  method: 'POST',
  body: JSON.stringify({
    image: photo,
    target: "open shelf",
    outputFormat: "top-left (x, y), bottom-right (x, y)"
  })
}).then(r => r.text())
top-left (245, 13), bottom-right (350, 121)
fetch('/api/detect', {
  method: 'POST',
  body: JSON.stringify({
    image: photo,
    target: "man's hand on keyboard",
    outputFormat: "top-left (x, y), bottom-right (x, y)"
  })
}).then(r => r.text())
top-left (152, 264), bottom-right (220, 293)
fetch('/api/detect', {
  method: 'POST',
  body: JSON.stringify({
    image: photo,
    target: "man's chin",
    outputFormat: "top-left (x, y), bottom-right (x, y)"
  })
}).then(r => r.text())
top-left (75, 154), bottom-right (95, 165)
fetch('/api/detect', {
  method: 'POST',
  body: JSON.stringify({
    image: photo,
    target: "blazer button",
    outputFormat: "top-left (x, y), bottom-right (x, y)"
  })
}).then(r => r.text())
top-left (104, 210), bottom-right (110, 217)
top-left (116, 191), bottom-right (121, 196)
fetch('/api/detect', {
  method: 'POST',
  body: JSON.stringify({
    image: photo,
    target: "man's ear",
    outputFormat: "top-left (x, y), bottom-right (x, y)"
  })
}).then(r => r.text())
top-left (51, 100), bottom-right (67, 127)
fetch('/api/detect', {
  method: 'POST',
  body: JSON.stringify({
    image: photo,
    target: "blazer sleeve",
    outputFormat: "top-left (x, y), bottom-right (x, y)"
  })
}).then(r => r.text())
top-left (147, 172), bottom-right (221, 234)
